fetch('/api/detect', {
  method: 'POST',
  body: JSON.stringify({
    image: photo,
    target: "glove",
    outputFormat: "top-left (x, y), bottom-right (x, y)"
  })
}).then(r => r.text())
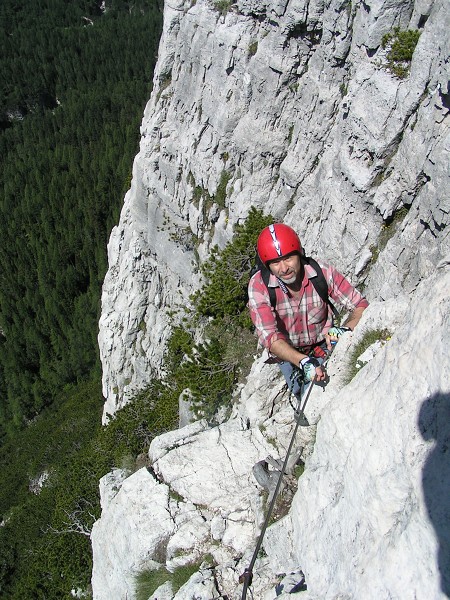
top-left (299, 357), bottom-right (320, 382)
top-left (327, 326), bottom-right (351, 340)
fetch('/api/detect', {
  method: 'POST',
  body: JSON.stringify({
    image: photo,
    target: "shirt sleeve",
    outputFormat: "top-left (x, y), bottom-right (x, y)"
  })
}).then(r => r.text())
top-left (322, 262), bottom-right (369, 313)
top-left (247, 273), bottom-right (288, 350)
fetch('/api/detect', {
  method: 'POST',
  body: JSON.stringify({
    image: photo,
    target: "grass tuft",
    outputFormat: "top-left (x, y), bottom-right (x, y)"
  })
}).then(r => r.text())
top-left (344, 329), bottom-right (391, 384)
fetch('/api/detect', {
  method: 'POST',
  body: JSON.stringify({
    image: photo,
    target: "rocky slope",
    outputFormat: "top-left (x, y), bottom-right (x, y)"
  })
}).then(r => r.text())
top-left (93, 0), bottom-right (449, 598)
top-left (93, 266), bottom-right (449, 599)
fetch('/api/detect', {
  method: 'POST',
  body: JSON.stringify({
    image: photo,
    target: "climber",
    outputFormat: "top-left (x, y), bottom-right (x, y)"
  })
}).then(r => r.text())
top-left (248, 223), bottom-right (369, 400)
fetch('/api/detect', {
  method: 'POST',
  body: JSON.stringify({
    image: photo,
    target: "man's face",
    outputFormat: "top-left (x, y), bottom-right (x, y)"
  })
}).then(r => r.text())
top-left (267, 252), bottom-right (302, 285)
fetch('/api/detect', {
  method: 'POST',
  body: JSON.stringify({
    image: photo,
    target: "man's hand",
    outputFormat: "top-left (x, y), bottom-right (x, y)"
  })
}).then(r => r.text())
top-left (325, 326), bottom-right (351, 350)
top-left (300, 357), bottom-right (326, 382)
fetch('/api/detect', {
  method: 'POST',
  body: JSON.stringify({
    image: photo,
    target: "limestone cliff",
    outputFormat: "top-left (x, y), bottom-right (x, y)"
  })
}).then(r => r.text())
top-left (93, 0), bottom-right (449, 598)
top-left (98, 0), bottom-right (448, 417)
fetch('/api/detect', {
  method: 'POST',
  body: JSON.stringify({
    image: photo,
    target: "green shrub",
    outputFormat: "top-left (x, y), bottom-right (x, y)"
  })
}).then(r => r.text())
top-left (166, 326), bottom-right (233, 420)
top-left (101, 378), bottom-right (179, 466)
top-left (287, 124), bottom-right (294, 144)
top-left (192, 206), bottom-right (274, 323)
top-left (381, 28), bottom-right (421, 78)
top-left (167, 317), bottom-right (257, 420)
top-left (213, 0), bottom-right (233, 15)
top-left (215, 170), bottom-right (232, 208)
top-left (165, 208), bottom-right (274, 420)
top-left (192, 184), bottom-right (213, 207)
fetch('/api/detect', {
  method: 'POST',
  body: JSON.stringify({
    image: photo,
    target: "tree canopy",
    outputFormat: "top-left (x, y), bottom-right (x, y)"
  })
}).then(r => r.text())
top-left (0, 1), bottom-right (164, 594)
top-left (0, 0), bottom-right (163, 436)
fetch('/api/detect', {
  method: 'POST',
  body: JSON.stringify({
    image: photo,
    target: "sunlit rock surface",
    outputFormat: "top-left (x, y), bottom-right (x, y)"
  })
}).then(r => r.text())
top-left (98, 0), bottom-right (449, 418)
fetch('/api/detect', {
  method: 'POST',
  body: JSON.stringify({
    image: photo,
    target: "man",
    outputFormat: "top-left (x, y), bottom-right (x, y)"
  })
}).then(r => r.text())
top-left (248, 223), bottom-right (368, 399)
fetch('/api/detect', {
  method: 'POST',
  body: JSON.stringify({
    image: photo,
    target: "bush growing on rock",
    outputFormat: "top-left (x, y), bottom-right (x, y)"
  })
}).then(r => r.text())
top-left (167, 208), bottom-right (274, 420)
top-left (381, 28), bottom-right (421, 79)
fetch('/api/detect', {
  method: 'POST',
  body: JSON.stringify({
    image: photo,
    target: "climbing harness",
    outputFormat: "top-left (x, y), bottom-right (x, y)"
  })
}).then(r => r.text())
top-left (239, 376), bottom-right (318, 600)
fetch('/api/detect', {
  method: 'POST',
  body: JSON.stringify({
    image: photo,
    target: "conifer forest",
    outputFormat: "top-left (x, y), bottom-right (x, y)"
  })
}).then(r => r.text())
top-left (0, 1), bottom-right (163, 596)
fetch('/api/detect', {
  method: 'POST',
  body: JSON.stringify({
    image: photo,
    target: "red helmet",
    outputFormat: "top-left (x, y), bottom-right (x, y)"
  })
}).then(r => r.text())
top-left (257, 224), bottom-right (302, 264)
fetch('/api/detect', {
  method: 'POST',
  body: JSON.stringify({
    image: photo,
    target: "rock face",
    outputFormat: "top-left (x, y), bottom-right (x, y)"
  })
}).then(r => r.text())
top-left (98, 0), bottom-right (449, 418)
top-left (93, 0), bottom-right (450, 598)
top-left (265, 264), bottom-right (450, 599)
top-left (92, 265), bottom-right (450, 599)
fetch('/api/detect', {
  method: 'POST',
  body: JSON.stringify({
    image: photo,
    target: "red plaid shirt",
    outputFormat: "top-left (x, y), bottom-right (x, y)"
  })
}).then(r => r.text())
top-left (248, 260), bottom-right (368, 353)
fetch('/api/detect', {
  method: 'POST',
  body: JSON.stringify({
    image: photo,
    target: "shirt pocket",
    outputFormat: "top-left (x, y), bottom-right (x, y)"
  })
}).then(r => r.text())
top-left (274, 300), bottom-right (293, 318)
top-left (307, 300), bottom-right (327, 325)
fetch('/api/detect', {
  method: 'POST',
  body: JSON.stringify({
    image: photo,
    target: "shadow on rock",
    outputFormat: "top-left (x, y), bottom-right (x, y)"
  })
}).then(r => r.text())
top-left (418, 392), bottom-right (450, 598)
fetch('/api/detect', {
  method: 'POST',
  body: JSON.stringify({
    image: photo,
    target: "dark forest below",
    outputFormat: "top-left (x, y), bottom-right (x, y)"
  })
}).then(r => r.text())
top-left (0, 1), bottom-right (163, 596)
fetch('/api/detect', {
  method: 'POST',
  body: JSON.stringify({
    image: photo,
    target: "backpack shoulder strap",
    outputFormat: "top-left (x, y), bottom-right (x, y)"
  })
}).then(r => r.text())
top-left (303, 256), bottom-right (339, 318)
top-left (250, 255), bottom-right (277, 309)
top-left (260, 264), bottom-right (277, 309)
